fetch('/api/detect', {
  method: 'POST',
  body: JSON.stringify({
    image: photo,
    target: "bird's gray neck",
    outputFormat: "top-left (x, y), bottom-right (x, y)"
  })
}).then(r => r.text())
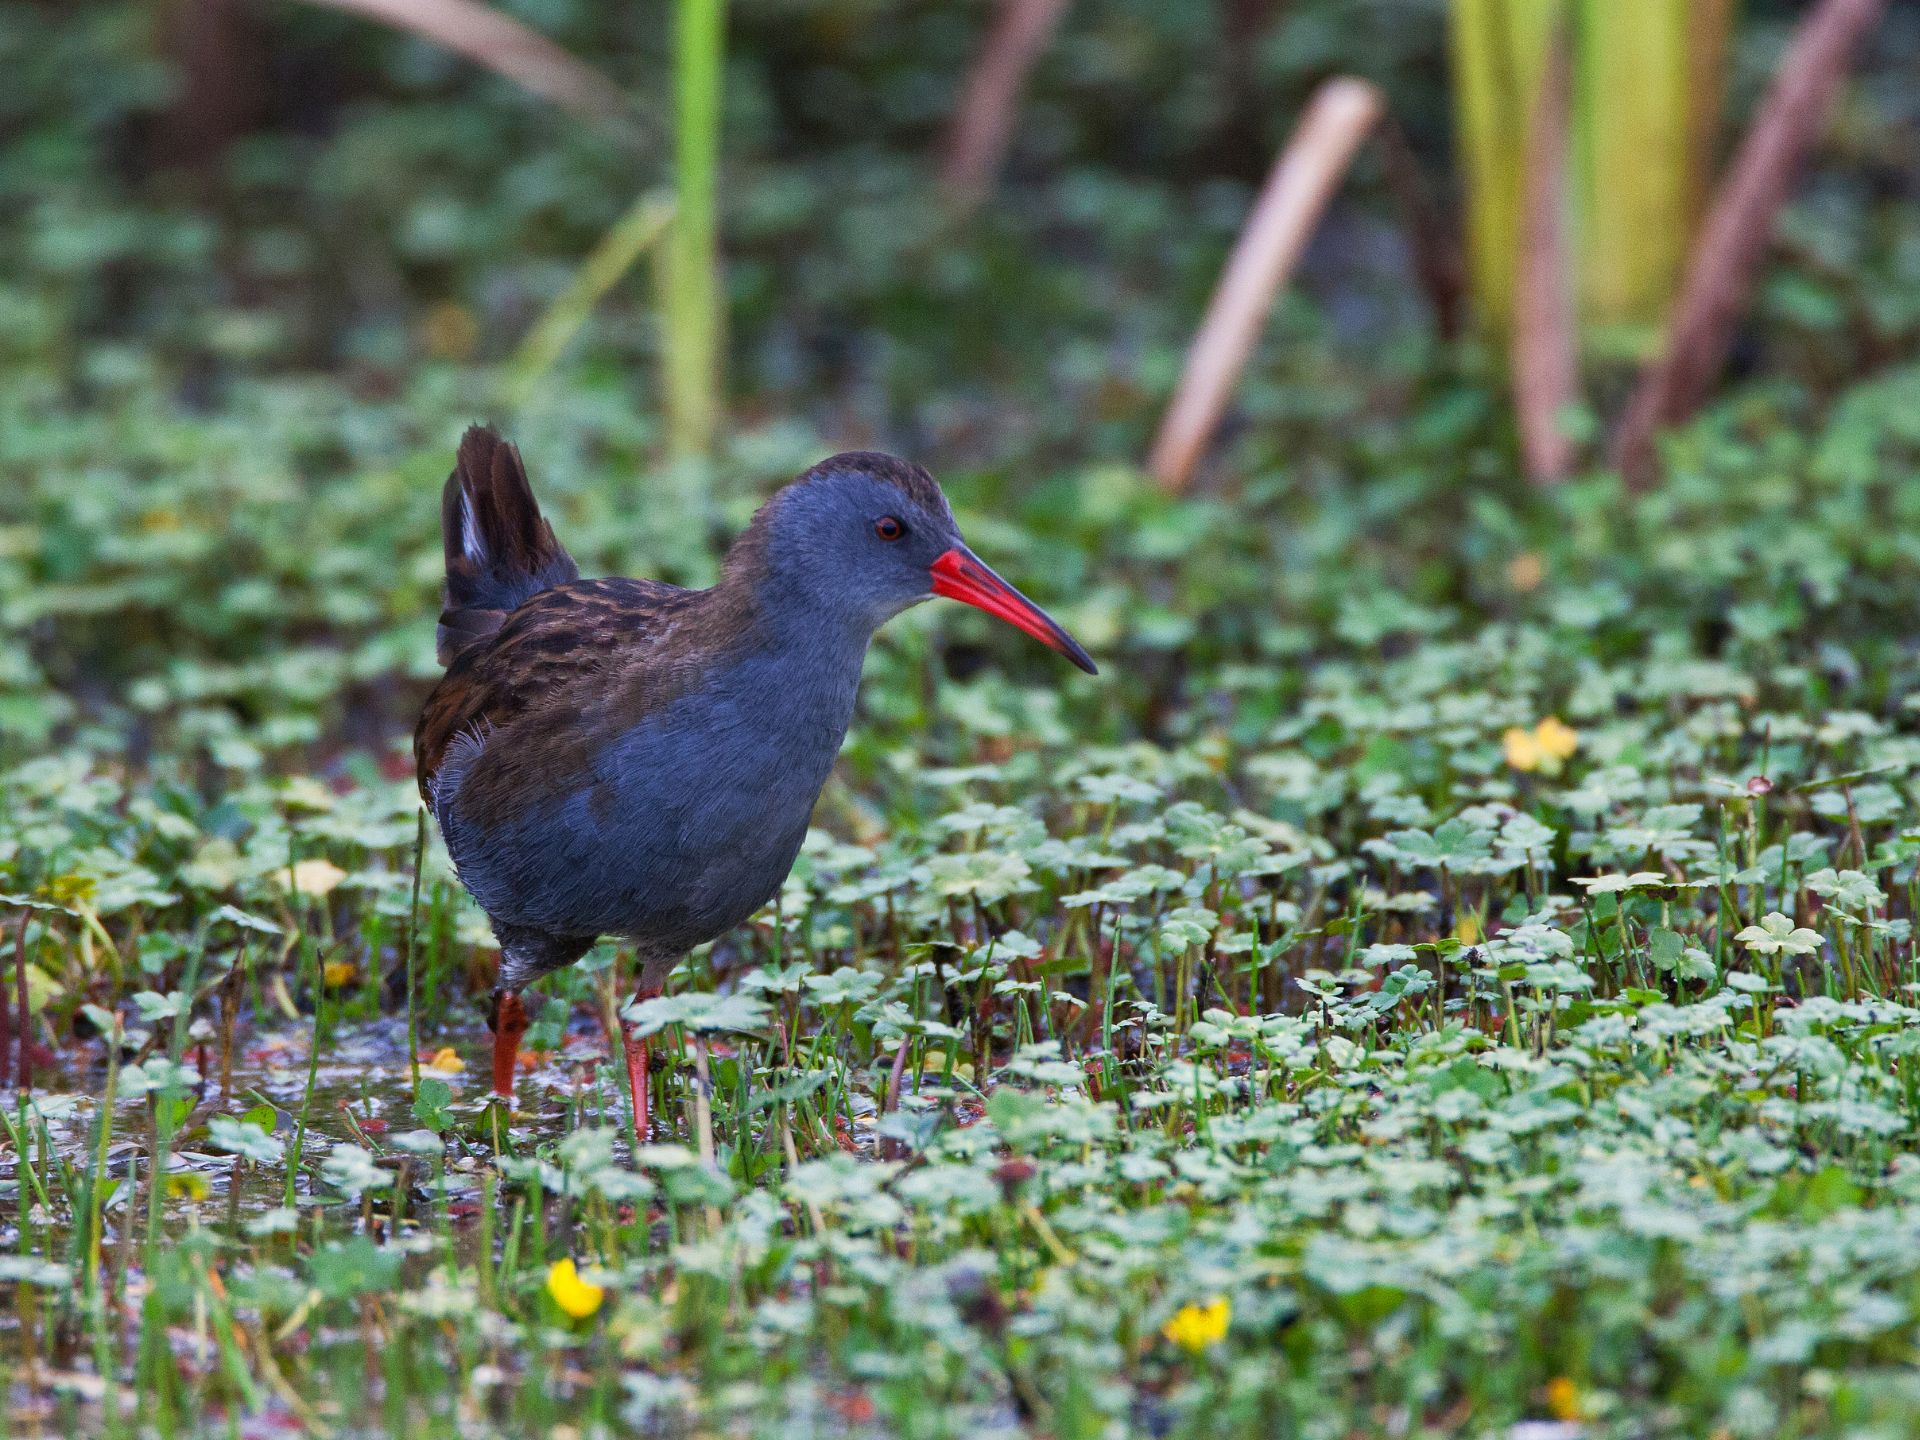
top-left (734, 558), bottom-right (888, 663)
top-left (740, 578), bottom-right (876, 720)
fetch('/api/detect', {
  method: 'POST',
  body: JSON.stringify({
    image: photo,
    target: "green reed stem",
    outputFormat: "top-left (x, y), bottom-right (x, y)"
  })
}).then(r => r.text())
top-left (661, 0), bottom-right (726, 459)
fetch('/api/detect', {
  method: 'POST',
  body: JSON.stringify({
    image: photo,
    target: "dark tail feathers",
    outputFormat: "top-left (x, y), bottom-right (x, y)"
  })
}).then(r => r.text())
top-left (436, 425), bottom-right (579, 665)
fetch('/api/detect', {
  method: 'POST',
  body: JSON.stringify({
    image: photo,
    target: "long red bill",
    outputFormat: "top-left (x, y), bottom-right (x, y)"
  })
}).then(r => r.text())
top-left (929, 548), bottom-right (1098, 674)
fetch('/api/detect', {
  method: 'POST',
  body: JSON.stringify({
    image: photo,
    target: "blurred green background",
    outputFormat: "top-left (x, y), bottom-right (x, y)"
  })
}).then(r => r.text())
top-left (4, 0), bottom-right (1917, 773)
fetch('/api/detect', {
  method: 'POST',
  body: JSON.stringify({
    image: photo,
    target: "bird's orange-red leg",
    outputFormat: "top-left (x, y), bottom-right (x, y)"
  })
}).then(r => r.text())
top-left (490, 991), bottom-right (530, 1101)
top-left (619, 985), bottom-right (663, 1150)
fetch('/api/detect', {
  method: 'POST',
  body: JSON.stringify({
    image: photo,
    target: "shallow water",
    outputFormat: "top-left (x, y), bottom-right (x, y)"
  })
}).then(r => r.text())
top-left (0, 1013), bottom-right (641, 1249)
top-left (1, 1014), bottom-right (641, 1415)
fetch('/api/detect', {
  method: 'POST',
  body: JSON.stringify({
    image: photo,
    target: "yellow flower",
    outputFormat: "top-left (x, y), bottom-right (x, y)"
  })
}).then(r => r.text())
top-left (165, 1171), bottom-right (212, 1201)
top-left (546, 1258), bottom-right (605, 1319)
top-left (1503, 727), bottom-right (1542, 772)
top-left (424, 1047), bottom-right (465, 1074)
top-left (1535, 716), bottom-right (1578, 761)
top-left (1504, 718), bottom-right (1578, 774)
top-left (1454, 913), bottom-right (1482, 946)
top-left (322, 960), bottom-right (357, 988)
top-left (1161, 1296), bottom-right (1230, 1354)
top-left (1545, 1376), bottom-right (1588, 1421)
top-left (48, 873), bottom-right (97, 905)
top-left (279, 858), bottom-right (347, 897)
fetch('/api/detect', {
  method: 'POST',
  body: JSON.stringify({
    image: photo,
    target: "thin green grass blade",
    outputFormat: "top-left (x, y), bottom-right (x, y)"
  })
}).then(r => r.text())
top-left (501, 191), bottom-right (677, 405)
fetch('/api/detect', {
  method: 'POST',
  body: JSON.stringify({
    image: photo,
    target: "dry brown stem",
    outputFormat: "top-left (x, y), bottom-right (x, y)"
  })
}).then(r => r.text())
top-left (1147, 78), bottom-right (1384, 492)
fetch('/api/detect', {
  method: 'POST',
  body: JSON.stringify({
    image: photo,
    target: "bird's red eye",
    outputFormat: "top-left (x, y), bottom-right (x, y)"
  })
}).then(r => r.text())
top-left (874, 516), bottom-right (905, 541)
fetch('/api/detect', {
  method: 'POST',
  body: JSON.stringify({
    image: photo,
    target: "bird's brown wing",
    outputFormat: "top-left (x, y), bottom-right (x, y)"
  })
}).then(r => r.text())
top-left (413, 576), bottom-right (696, 811)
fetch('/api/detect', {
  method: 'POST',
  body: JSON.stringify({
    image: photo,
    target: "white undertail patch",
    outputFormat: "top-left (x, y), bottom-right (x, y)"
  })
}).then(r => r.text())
top-left (459, 490), bottom-right (484, 563)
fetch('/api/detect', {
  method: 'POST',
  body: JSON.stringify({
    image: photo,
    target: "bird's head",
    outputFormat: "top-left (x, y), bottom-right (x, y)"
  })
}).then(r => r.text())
top-left (734, 451), bottom-right (1096, 674)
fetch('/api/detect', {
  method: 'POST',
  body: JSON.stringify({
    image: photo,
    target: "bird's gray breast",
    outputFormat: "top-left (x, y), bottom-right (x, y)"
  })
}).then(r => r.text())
top-left (448, 642), bottom-right (863, 948)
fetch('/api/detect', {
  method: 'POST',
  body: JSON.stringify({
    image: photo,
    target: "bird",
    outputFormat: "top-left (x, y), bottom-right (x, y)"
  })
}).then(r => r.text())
top-left (414, 426), bottom-right (1095, 1144)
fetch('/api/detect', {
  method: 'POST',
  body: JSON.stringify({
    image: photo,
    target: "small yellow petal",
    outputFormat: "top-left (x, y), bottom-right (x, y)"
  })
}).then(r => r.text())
top-left (1503, 727), bottom-right (1542, 772)
top-left (1161, 1296), bottom-right (1230, 1353)
top-left (547, 1258), bottom-right (605, 1319)
top-left (280, 858), bottom-right (347, 897)
top-left (165, 1172), bottom-right (212, 1201)
top-left (1454, 914), bottom-right (1482, 946)
top-left (322, 960), bottom-right (358, 988)
top-left (424, 1047), bottom-right (465, 1074)
top-left (48, 873), bottom-right (97, 905)
top-left (1534, 716), bottom-right (1579, 761)
top-left (1546, 1376), bottom-right (1587, 1421)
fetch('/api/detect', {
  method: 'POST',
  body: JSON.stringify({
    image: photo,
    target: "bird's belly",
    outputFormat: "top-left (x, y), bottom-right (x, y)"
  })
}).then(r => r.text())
top-left (444, 673), bottom-right (852, 949)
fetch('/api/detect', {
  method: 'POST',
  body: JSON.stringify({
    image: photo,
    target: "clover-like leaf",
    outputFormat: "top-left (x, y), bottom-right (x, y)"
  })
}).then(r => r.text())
top-left (208, 1115), bottom-right (284, 1165)
top-left (621, 990), bottom-right (771, 1036)
top-left (1734, 912), bottom-right (1823, 957)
